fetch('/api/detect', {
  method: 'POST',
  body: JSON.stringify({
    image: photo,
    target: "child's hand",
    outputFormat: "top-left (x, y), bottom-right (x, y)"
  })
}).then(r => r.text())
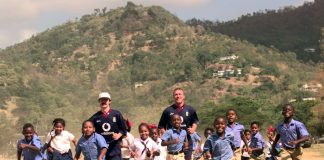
top-left (204, 151), bottom-right (211, 159)
top-left (112, 133), bottom-right (122, 140)
top-left (47, 147), bottom-right (54, 153)
top-left (146, 150), bottom-right (151, 157)
top-left (172, 138), bottom-right (179, 144)
top-left (247, 148), bottom-right (252, 154)
top-left (288, 140), bottom-right (298, 146)
top-left (130, 151), bottom-right (136, 158)
top-left (19, 143), bottom-right (28, 149)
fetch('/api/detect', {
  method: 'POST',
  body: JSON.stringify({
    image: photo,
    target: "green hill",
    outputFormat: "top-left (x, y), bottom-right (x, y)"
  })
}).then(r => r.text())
top-left (187, 0), bottom-right (324, 62)
top-left (0, 2), bottom-right (322, 154)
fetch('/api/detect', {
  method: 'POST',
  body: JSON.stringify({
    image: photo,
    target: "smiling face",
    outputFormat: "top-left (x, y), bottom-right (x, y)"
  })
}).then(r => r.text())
top-left (139, 125), bottom-right (150, 140)
top-left (171, 114), bottom-right (181, 129)
top-left (282, 105), bottom-right (294, 119)
top-left (23, 127), bottom-right (34, 141)
top-left (226, 110), bottom-right (237, 124)
top-left (82, 121), bottom-right (95, 137)
top-left (150, 128), bottom-right (159, 142)
top-left (173, 89), bottom-right (185, 107)
top-left (251, 123), bottom-right (259, 135)
top-left (214, 117), bottom-right (226, 135)
top-left (54, 122), bottom-right (64, 135)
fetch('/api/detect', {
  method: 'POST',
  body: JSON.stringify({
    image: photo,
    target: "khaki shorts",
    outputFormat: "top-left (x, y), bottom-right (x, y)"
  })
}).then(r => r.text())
top-left (167, 153), bottom-right (185, 160)
top-left (280, 147), bottom-right (303, 160)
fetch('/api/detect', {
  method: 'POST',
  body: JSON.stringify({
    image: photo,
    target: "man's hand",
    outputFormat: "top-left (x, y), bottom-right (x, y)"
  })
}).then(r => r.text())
top-left (112, 133), bottom-right (122, 140)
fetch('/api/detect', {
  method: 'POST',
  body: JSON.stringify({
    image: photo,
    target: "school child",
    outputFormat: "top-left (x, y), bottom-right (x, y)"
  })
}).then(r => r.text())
top-left (189, 132), bottom-right (202, 160)
top-left (17, 123), bottom-right (43, 160)
top-left (161, 113), bottom-right (188, 160)
top-left (225, 108), bottom-right (249, 160)
top-left (150, 126), bottom-right (167, 160)
top-left (130, 123), bottom-right (160, 160)
top-left (45, 118), bottom-right (77, 160)
top-left (121, 118), bottom-right (135, 160)
top-left (74, 120), bottom-right (108, 160)
top-left (272, 104), bottom-right (309, 160)
top-left (247, 121), bottom-right (265, 160)
top-left (203, 116), bottom-right (235, 160)
top-left (241, 129), bottom-right (251, 160)
top-left (265, 125), bottom-right (283, 160)
top-left (200, 128), bottom-right (214, 151)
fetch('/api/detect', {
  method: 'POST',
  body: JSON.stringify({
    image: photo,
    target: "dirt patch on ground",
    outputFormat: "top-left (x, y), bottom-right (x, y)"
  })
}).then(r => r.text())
top-left (303, 144), bottom-right (324, 159)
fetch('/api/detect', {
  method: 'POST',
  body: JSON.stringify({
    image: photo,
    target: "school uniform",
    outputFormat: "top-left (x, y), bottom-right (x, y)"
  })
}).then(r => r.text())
top-left (121, 132), bottom-right (135, 160)
top-left (153, 138), bottom-right (167, 160)
top-left (90, 109), bottom-right (127, 160)
top-left (276, 119), bottom-right (309, 160)
top-left (250, 132), bottom-right (265, 160)
top-left (75, 133), bottom-right (108, 160)
top-left (17, 134), bottom-right (43, 160)
top-left (46, 130), bottom-right (75, 160)
top-left (225, 122), bottom-right (245, 160)
top-left (130, 137), bottom-right (159, 160)
top-left (189, 132), bottom-right (201, 160)
top-left (161, 128), bottom-right (187, 160)
top-left (203, 132), bottom-right (235, 160)
top-left (240, 139), bottom-right (251, 160)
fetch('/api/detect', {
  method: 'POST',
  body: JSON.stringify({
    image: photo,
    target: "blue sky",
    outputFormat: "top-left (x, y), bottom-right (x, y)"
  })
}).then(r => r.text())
top-left (0, 0), bottom-right (313, 49)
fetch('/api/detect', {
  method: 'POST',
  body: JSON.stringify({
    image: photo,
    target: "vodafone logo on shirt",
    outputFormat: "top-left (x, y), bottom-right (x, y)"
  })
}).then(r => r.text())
top-left (102, 123), bottom-right (111, 132)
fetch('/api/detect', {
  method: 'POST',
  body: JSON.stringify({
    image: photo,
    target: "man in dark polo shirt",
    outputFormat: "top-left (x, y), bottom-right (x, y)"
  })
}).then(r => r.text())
top-left (90, 92), bottom-right (127, 160)
top-left (158, 88), bottom-right (199, 160)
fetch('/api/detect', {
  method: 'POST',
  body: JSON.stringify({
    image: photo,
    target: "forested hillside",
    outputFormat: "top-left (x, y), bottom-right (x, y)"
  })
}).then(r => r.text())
top-left (0, 2), bottom-right (323, 155)
top-left (187, 0), bottom-right (324, 62)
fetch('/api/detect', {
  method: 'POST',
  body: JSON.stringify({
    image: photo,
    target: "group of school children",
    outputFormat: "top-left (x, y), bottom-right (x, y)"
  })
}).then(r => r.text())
top-left (17, 90), bottom-right (310, 160)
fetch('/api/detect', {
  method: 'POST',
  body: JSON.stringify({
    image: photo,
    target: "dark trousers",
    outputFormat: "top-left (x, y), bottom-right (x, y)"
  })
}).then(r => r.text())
top-left (47, 150), bottom-right (72, 160)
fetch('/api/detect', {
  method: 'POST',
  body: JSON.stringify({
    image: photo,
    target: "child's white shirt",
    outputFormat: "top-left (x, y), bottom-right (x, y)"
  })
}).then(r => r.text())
top-left (240, 140), bottom-right (251, 158)
top-left (154, 138), bottom-right (167, 160)
top-left (46, 130), bottom-right (75, 154)
top-left (121, 132), bottom-right (135, 159)
top-left (130, 137), bottom-right (159, 160)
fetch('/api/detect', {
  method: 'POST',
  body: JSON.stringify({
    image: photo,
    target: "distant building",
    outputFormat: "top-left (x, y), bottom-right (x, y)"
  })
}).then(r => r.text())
top-left (220, 55), bottom-right (239, 61)
top-left (300, 83), bottom-right (322, 92)
top-left (304, 48), bottom-right (316, 53)
top-left (134, 82), bottom-right (143, 88)
top-left (302, 97), bottom-right (316, 101)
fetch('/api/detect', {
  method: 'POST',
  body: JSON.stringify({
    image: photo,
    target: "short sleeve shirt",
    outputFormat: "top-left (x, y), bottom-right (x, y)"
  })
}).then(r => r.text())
top-left (203, 132), bottom-right (234, 160)
top-left (250, 132), bottom-right (265, 149)
top-left (90, 109), bottom-right (127, 144)
top-left (130, 137), bottom-right (159, 160)
top-left (276, 119), bottom-right (309, 148)
top-left (189, 132), bottom-right (201, 150)
top-left (17, 135), bottom-right (43, 160)
top-left (225, 122), bottom-right (244, 148)
top-left (75, 133), bottom-right (108, 160)
top-left (161, 128), bottom-right (187, 152)
top-left (46, 130), bottom-right (75, 154)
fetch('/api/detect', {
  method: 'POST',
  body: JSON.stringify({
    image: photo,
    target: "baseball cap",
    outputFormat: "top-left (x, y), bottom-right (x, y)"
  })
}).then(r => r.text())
top-left (98, 92), bottom-right (111, 100)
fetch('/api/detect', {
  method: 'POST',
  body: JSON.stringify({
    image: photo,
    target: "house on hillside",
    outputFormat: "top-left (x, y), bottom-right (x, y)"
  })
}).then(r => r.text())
top-left (300, 83), bottom-right (322, 92)
top-left (219, 55), bottom-right (239, 61)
